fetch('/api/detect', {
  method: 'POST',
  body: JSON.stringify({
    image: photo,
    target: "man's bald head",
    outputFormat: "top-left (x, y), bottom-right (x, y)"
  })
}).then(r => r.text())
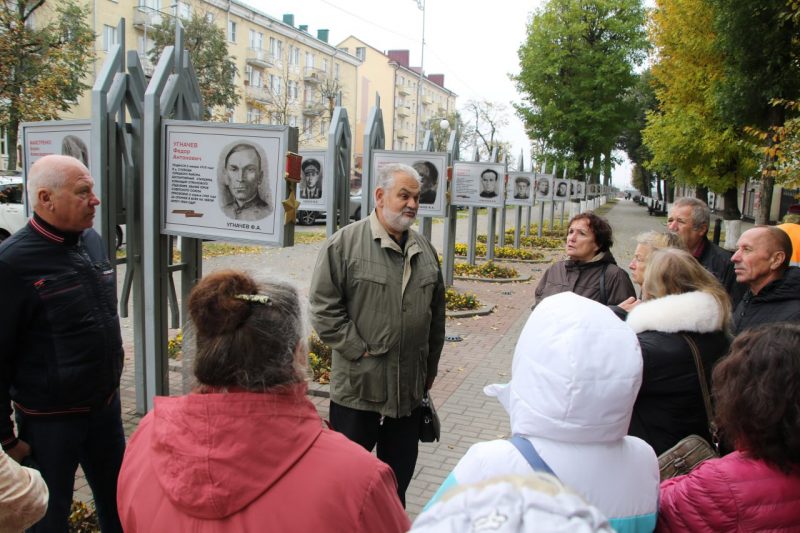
top-left (28, 155), bottom-right (90, 210)
top-left (732, 226), bottom-right (792, 294)
top-left (761, 225), bottom-right (793, 270)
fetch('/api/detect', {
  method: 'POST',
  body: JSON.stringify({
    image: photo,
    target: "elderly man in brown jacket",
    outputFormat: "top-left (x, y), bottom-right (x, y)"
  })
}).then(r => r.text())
top-left (309, 163), bottom-right (446, 507)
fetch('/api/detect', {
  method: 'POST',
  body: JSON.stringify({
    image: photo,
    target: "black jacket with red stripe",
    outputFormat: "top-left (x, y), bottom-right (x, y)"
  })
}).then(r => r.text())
top-left (0, 215), bottom-right (123, 449)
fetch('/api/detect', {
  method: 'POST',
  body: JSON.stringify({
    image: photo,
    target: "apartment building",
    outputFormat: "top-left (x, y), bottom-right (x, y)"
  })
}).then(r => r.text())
top-left (8, 0), bottom-right (359, 155)
top-left (337, 36), bottom-right (457, 158)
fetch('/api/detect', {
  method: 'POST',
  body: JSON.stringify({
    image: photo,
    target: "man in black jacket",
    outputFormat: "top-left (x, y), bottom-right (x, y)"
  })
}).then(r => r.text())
top-left (731, 226), bottom-right (800, 334)
top-left (667, 197), bottom-right (744, 304)
top-left (0, 155), bottom-right (125, 532)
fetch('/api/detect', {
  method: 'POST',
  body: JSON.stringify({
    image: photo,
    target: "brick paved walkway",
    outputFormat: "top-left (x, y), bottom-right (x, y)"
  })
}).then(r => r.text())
top-left (73, 198), bottom-right (682, 521)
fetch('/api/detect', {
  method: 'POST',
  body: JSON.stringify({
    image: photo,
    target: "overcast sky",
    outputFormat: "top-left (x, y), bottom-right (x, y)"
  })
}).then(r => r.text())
top-left (249, 0), bottom-right (633, 187)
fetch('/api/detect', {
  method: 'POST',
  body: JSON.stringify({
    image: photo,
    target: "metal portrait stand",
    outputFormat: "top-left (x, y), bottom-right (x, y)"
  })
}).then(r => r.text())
top-left (513, 158), bottom-right (523, 249)
top-left (361, 95), bottom-right (385, 218)
top-left (466, 148), bottom-right (479, 266)
top-left (325, 96), bottom-right (352, 235)
top-left (441, 126), bottom-right (460, 287)
top-left (90, 19), bottom-right (152, 413)
top-left (419, 130), bottom-right (435, 241)
top-left (485, 146), bottom-right (499, 262)
top-left (142, 24), bottom-right (204, 412)
top-left (498, 155), bottom-right (509, 249)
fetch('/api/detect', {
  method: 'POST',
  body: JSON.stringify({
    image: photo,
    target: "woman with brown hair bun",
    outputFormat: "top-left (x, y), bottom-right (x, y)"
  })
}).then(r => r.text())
top-left (117, 270), bottom-right (410, 532)
top-left (658, 323), bottom-right (800, 531)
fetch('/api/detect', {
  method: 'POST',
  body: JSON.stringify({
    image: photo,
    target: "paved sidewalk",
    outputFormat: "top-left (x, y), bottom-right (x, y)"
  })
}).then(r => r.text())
top-left (74, 198), bottom-right (673, 521)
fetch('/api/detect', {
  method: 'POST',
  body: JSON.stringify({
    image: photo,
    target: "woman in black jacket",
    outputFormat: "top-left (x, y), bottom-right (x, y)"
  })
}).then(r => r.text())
top-left (625, 248), bottom-right (731, 455)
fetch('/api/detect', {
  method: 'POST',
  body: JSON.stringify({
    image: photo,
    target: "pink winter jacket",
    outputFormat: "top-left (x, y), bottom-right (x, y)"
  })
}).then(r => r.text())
top-left (117, 384), bottom-right (410, 532)
top-left (658, 451), bottom-right (800, 531)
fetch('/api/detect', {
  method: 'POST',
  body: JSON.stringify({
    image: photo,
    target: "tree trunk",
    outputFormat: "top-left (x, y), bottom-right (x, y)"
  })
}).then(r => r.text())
top-left (721, 186), bottom-right (741, 220)
top-left (755, 177), bottom-right (774, 224)
top-left (655, 174), bottom-right (662, 200)
top-left (603, 150), bottom-right (612, 186)
top-left (7, 115), bottom-right (19, 171)
top-left (694, 185), bottom-right (708, 202)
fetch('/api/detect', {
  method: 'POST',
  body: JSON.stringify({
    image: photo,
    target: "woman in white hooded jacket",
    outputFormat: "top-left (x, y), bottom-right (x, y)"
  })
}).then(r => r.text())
top-left (424, 292), bottom-right (659, 533)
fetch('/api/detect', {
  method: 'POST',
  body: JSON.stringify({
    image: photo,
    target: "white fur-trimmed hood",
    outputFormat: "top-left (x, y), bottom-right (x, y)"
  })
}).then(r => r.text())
top-left (626, 291), bottom-right (725, 334)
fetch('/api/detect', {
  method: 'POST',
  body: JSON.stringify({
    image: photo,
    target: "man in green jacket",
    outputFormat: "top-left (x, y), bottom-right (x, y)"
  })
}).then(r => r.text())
top-left (309, 163), bottom-right (446, 506)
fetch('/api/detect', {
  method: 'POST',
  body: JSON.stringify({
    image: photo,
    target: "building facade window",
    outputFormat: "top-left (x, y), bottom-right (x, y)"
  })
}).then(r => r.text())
top-left (228, 20), bottom-right (236, 42)
top-left (288, 80), bottom-right (298, 101)
top-left (305, 51), bottom-right (314, 68)
top-left (334, 63), bottom-right (340, 80)
top-left (288, 115), bottom-right (297, 127)
top-left (303, 116), bottom-right (312, 133)
top-left (321, 58), bottom-right (328, 73)
top-left (247, 107), bottom-right (262, 124)
top-left (355, 47), bottom-right (365, 60)
top-left (139, 0), bottom-right (158, 11)
top-left (270, 74), bottom-right (282, 95)
top-left (269, 37), bottom-right (282, 61)
top-left (102, 25), bottom-right (118, 52)
top-left (177, 1), bottom-right (190, 19)
top-left (288, 45), bottom-right (300, 66)
top-left (249, 29), bottom-right (263, 50)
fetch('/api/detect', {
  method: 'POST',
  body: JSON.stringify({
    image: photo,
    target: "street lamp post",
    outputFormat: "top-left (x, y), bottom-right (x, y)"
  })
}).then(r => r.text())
top-left (413, 0), bottom-right (426, 151)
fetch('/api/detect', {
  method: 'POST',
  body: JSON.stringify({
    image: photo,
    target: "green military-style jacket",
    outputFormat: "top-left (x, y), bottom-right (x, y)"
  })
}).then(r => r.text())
top-left (309, 210), bottom-right (446, 418)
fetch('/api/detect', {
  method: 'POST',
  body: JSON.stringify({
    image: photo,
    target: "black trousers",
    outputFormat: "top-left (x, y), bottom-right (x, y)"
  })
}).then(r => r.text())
top-left (17, 391), bottom-right (125, 532)
top-left (329, 401), bottom-right (422, 507)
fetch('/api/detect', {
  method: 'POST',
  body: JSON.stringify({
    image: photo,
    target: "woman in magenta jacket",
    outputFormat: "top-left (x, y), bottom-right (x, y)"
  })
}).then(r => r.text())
top-left (658, 323), bottom-right (800, 531)
top-left (117, 271), bottom-right (410, 532)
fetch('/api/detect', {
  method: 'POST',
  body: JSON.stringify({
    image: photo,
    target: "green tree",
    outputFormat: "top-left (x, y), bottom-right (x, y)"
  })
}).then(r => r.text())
top-left (427, 111), bottom-right (461, 152)
top-left (0, 0), bottom-right (94, 170)
top-left (460, 100), bottom-right (513, 164)
top-left (148, 12), bottom-right (239, 119)
top-left (514, 0), bottom-right (648, 181)
top-left (709, 0), bottom-right (800, 223)
top-left (642, 0), bottom-right (757, 218)
top-left (619, 70), bottom-right (657, 195)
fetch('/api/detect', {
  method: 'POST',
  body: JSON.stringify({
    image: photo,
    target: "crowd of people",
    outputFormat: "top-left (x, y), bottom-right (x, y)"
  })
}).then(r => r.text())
top-left (1, 154), bottom-right (799, 531)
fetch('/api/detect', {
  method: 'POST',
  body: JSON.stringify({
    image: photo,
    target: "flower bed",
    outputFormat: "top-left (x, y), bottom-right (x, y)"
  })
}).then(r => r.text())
top-left (454, 261), bottom-right (519, 279)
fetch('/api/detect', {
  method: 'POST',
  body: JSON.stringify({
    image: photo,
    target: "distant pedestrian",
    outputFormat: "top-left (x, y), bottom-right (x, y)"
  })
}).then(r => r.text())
top-left (0, 154), bottom-right (125, 532)
top-left (309, 163), bottom-right (446, 506)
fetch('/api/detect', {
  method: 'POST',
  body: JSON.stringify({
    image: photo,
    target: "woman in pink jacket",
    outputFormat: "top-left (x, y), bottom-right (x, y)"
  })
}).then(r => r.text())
top-left (117, 270), bottom-right (410, 532)
top-left (658, 323), bottom-right (800, 531)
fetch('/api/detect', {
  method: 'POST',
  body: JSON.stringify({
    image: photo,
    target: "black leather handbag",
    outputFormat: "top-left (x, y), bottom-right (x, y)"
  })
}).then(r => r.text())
top-left (657, 334), bottom-right (719, 480)
top-left (419, 392), bottom-right (441, 442)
